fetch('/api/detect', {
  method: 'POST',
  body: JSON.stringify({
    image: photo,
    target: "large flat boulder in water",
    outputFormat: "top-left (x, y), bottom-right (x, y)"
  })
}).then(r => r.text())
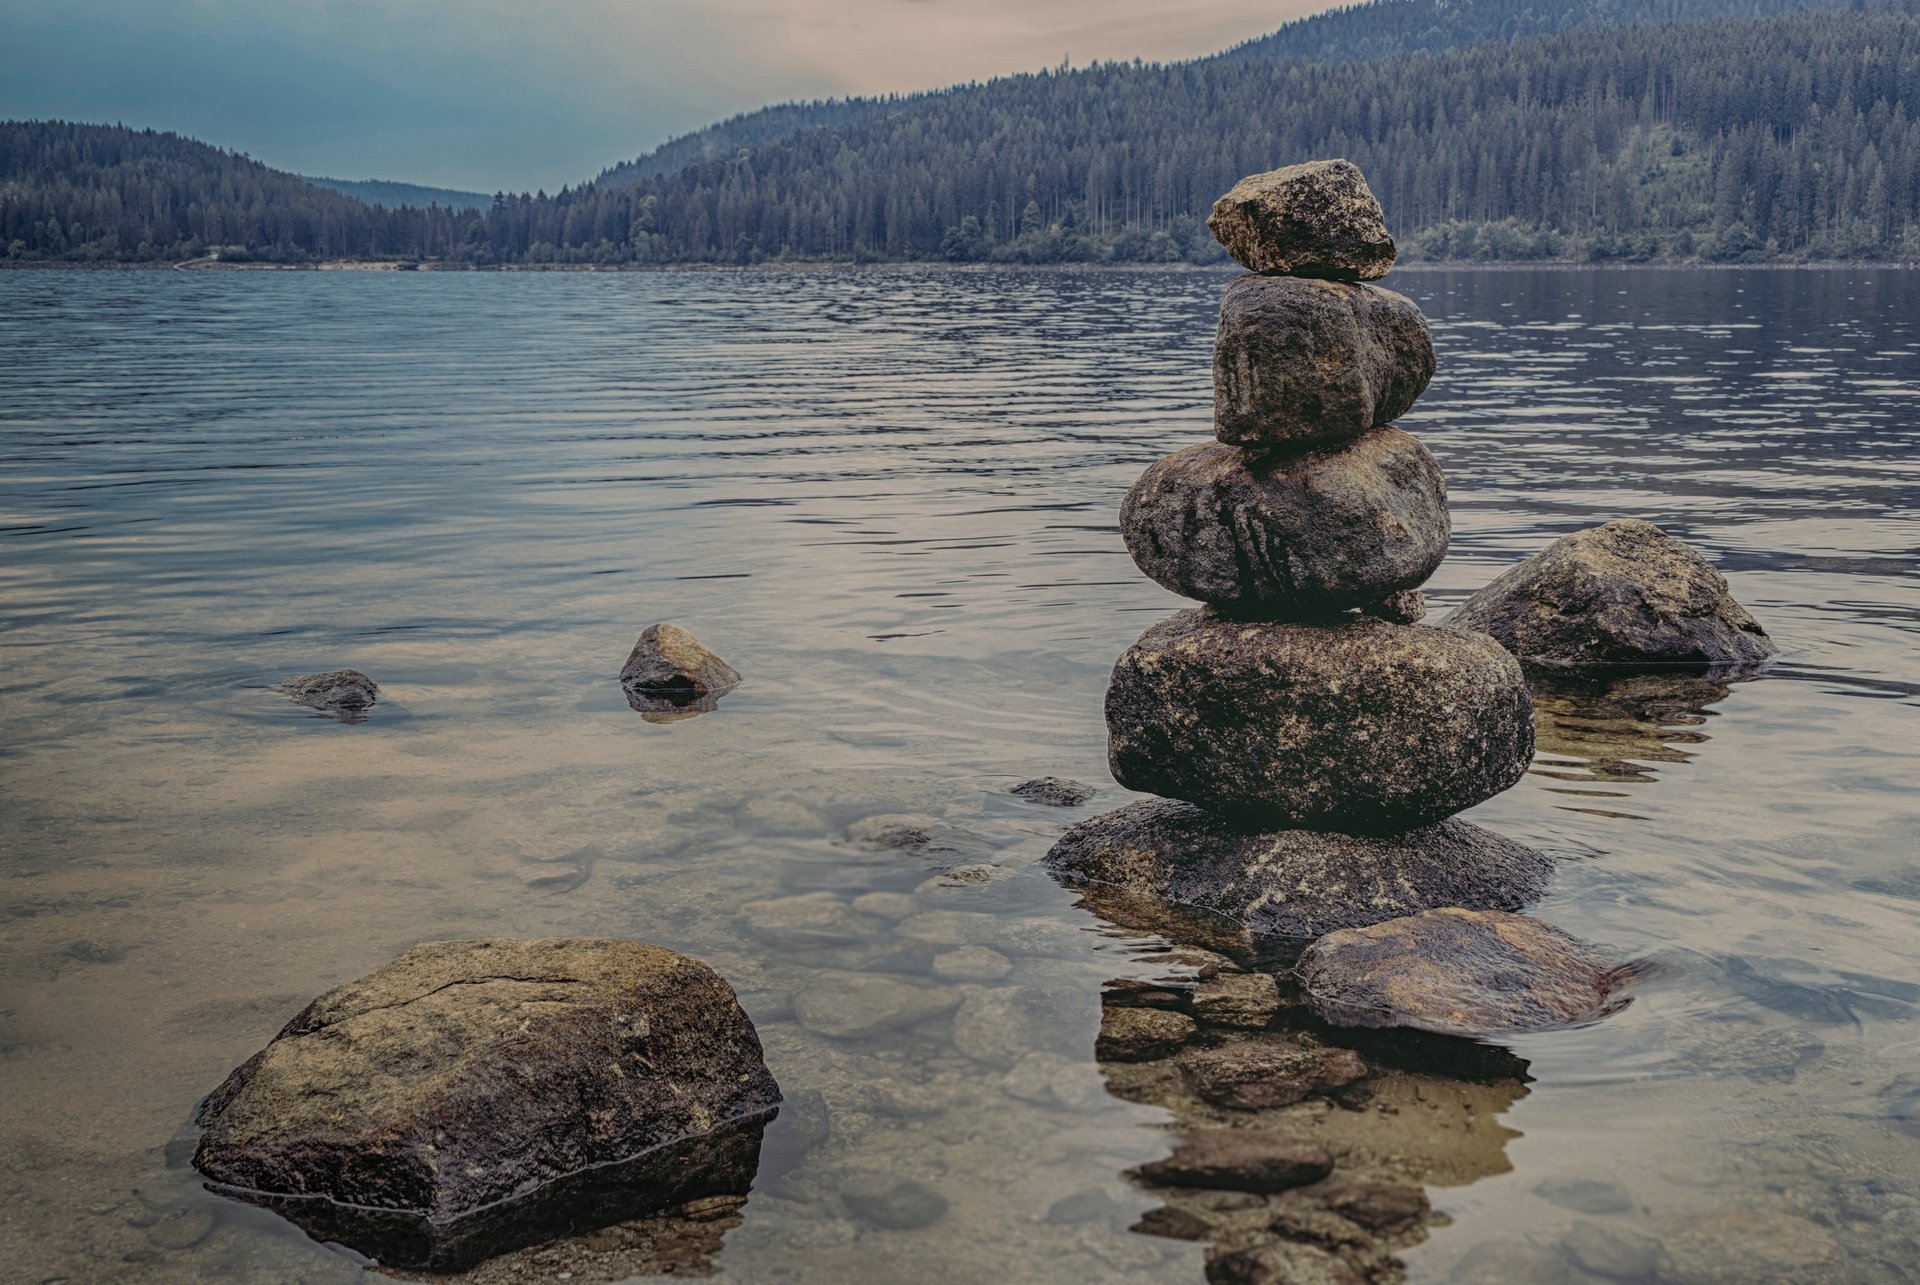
top-left (193, 939), bottom-right (781, 1269)
top-left (1046, 799), bottom-right (1552, 939)
top-left (1207, 159), bottom-right (1396, 280)
top-left (1121, 429), bottom-right (1447, 617)
top-left (1297, 909), bottom-right (1632, 1038)
top-left (1447, 519), bottom-right (1777, 669)
top-left (1214, 276), bottom-right (1434, 449)
top-left (1106, 611), bottom-right (1535, 831)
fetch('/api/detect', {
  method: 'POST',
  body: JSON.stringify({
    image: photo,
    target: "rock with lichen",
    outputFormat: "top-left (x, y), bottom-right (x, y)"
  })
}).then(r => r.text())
top-left (1208, 159), bottom-right (1396, 280)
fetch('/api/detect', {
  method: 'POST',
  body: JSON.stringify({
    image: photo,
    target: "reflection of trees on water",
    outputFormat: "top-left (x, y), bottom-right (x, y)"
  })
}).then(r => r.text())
top-left (1095, 945), bottom-right (1531, 1283)
top-left (1525, 668), bottom-right (1756, 812)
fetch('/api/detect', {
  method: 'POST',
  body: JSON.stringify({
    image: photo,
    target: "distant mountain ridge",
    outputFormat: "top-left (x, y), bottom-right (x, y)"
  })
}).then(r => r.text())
top-left (5, 10), bottom-right (1920, 265)
top-left (304, 176), bottom-right (491, 211)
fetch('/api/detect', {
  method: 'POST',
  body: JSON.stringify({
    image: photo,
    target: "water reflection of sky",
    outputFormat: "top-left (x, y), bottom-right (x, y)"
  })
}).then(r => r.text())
top-left (0, 266), bottom-right (1915, 1283)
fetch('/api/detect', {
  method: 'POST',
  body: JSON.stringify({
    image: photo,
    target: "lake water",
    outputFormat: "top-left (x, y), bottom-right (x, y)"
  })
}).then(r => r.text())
top-left (1, 265), bottom-right (1916, 1284)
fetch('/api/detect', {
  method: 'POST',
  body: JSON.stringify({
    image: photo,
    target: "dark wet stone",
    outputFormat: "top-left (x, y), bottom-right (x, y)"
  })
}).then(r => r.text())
top-left (1098, 1006), bottom-right (1199, 1063)
top-left (1137, 1131), bottom-right (1334, 1194)
top-left (1106, 611), bottom-right (1534, 830)
top-left (1207, 159), bottom-right (1396, 280)
top-left (1326, 1184), bottom-right (1429, 1231)
top-left (840, 1174), bottom-right (948, 1230)
top-left (1121, 430), bottom-right (1447, 617)
top-left (1048, 799), bottom-right (1552, 939)
top-left (1448, 519), bottom-right (1777, 670)
top-left (1189, 971), bottom-right (1282, 1030)
top-left (1179, 1043), bottom-right (1367, 1111)
top-left (192, 939), bottom-right (779, 1271)
top-left (1297, 909), bottom-right (1632, 1038)
top-left (620, 623), bottom-right (741, 697)
top-left (1010, 776), bottom-right (1096, 807)
top-left (1214, 276), bottom-right (1434, 450)
top-left (1362, 589), bottom-right (1426, 624)
top-left (843, 814), bottom-right (939, 850)
top-left (1133, 1204), bottom-right (1214, 1241)
top-left (278, 669), bottom-right (378, 714)
top-left (1208, 1241), bottom-right (1366, 1285)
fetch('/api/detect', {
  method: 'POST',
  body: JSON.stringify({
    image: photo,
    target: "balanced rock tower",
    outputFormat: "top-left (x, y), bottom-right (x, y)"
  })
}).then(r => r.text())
top-left (1048, 160), bottom-right (1550, 940)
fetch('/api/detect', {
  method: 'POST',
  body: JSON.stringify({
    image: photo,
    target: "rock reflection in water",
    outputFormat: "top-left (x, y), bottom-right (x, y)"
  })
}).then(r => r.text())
top-left (623, 686), bottom-right (725, 724)
top-left (211, 1112), bottom-right (772, 1276)
top-left (1095, 948), bottom-right (1531, 1283)
top-left (1525, 668), bottom-right (1755, 807)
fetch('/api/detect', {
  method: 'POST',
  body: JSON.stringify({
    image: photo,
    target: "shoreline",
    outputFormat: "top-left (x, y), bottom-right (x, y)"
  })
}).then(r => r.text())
top-left (3, 258), bottom-right (1915, 274)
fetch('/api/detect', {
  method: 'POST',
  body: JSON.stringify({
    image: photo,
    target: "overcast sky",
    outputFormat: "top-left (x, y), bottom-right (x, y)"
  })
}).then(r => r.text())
top-left (1, 0), bottom-right (1328, 192)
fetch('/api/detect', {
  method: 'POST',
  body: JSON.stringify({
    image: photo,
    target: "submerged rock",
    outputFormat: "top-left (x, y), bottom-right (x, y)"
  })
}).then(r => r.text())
top-left (620, 623), bottom-right (742, 700)
top-left (1213, 277), bottom-right (1433, 451)
top-left (278, 669), bottom-right (378, 715)
top-left (1136, 1131), bottom-right (1335, 1194)
top-left (1121, 430), bottom-right (1448, 617)
top-left (1106, 611), bottom-right (1535, 831)
top-left (1010, 776), bottom-right (1097, 807)
top-left (1178, 1043), bottom-right (1368, 1111)
top-left (1207, 159), bottom-right (1396, 280)
top-left (1297, 909), bottom-right (1632, 1038)
top-left (1447, 519), bottom-right (1777, 670)
top-left (1046, 799), bottom-right (1552, 938)
top-left (795, 971), bottom-right (959, 1039)
top-left (192, 939), bottom-right (779, 1270)
top-left (840, 1173), bottom-right (948, 1230)
top-left (1098, 1006), bottom-right (1199, 1063)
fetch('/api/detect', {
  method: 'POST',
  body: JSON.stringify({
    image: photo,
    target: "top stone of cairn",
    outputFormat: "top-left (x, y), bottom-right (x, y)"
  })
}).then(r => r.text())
top-left (1208, 159), bottom-right (1396, 280)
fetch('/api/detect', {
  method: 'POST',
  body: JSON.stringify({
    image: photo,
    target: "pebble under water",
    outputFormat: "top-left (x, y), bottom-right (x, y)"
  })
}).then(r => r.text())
top-left (0, 265), bottom-right (1916, 1283)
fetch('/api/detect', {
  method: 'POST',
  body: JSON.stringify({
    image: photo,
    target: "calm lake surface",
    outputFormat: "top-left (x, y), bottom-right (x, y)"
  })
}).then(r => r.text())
top-left (1, 266), bottom-right (1916, 1283)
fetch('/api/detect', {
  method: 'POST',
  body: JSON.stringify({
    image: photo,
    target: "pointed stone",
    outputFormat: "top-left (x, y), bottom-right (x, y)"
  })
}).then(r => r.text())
top-left (620, 623), bottom-right (741, 697)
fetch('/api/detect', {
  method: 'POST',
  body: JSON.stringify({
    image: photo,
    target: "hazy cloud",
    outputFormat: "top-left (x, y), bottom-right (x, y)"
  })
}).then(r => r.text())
top-left (0, 0), bottom-right (1323, 191)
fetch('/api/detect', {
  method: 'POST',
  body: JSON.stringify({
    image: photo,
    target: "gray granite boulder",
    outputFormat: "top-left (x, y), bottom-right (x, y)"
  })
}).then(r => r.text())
top-left (1045, 799), bottom-right (1553, 939)
top-left (1297, 909), bottom-right (1632, 1037)
top-left (1207, 159), bottom-right (1396, 280)
top-left (1106, 611), bottom-right (1535, 830)
top-left (1214, 276), bottom-right (1435, 449)
top-left (1121, 429), bottom-right (1447, 617)
top-left (1448, 519), bottom-right (1777, 669)
top-left (621, 623), bottom-right (741, 699)
top-left (193, 939), bottom-right (780, 1269)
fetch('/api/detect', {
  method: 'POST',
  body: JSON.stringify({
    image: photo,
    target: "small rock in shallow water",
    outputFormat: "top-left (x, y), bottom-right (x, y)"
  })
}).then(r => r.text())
top-left (795, 971), bottom-right (959, 1040)
top-left (144, 1205), bottom-right (214, 1250)
top-left (1297, 908), bottom-right (1632, 1038)
top-left (844, 814), bottom-right (940, 850)
top-left (1046, 799), bottom-right (1553, 939)
top-left (1178, 1042), bottom-right (1367, 1111)
top-left (1535, 1176), bottom-right (1635, 1216)
top-left (191, 938), bottom-right (779, 1271)
top-left (839, 1174), bottom-right (948, 1230)
top-left (931, 946), bottom-right (1012, 982)
top-left (1562, 1220), bottom-right (1669, 1280)
top-left (1098, 1006), bottom-right (1199, 1064)
top-left (1106, 611), bottom-right (1535, 830)
top-left (953, 985), bottom-right (1078, 1068)
top-left (1136, 1131), bottom-right (1334, 1193)
top-left (1447, 519), bottom-right (1777, 670)
top-left (1208, 1241), bottom-right (1367, 1285)
top-left (620, 623), bottom-right (741, 698)
top-left (1010, 777), bottom-right (1097, 807)
top-left (1120, 430), bottom-right (1447, 616)
top-left (278, 669), bottom-right (378, 714)
top-left (1207, 158), bottom-right (1396, 280)
top-left (1213, 276), bottom-right (1434, 449)
top-left (1189, 971), bottom-right (1282, 1030)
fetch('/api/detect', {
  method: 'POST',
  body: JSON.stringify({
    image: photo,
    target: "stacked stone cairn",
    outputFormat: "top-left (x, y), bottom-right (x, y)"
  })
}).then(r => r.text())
top-left (1047, 159), bottom-right (1554, 943)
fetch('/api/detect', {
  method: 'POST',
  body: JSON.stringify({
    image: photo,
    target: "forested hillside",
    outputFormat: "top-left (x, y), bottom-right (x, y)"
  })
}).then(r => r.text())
top-left (304, 176), bottom-right (491, 212)
top-left (599, 0), bottom-right (1896, 192)
top-left (0, 122), bottom-right (476, 261)
top-left (5, 12), bottom-right (1920, 265)
top-left (1223, 0), bottom-right (1913, 61)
